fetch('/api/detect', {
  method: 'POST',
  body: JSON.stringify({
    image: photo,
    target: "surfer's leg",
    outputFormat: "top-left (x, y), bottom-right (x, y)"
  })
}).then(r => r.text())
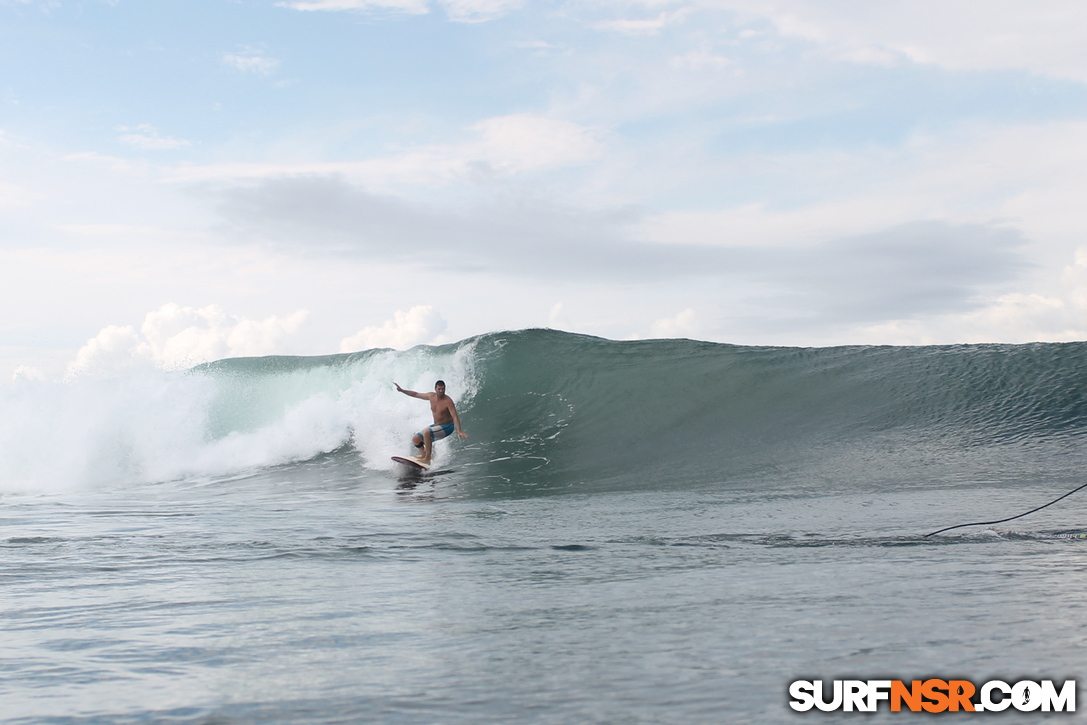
top-left (422, 427), bottom-right (433, 463)
top-left (412, 432), bottom-right (425, 454)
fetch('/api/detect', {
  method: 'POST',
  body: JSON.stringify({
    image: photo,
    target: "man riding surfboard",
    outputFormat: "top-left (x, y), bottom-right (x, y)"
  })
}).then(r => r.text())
top-left (394, 380), bottom-right (468, 465)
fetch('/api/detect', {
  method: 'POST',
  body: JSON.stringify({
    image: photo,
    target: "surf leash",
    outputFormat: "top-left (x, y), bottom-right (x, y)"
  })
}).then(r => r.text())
top-left (924, 480), bottom-right (1087, 537)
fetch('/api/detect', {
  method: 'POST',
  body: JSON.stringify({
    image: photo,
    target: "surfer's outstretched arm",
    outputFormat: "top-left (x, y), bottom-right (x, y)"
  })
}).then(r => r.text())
top-left (394, 383), bottom-right (428, 400)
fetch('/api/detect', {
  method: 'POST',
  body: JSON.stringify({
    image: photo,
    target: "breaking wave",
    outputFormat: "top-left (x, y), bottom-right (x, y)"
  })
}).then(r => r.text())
top-left (3, 330), bottom-right (1086, 495)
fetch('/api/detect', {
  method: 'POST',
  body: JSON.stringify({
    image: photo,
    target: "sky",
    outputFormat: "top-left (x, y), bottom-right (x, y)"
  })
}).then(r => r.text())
top-left (4, 0), bottom-right (1087, 379)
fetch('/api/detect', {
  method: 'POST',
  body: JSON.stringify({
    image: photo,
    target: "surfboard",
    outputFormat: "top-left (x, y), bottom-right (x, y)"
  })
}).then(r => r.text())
top-left (392, 455), bottom-right (432, 471)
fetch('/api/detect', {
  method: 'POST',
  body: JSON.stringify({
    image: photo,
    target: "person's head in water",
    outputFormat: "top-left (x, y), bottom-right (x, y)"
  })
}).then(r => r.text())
top-left (435, 380), bottom-right (446, 395)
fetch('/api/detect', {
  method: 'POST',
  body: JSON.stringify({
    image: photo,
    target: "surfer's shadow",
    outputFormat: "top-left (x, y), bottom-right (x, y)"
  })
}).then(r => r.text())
top-left (394, 478), bottom-right (440, 501)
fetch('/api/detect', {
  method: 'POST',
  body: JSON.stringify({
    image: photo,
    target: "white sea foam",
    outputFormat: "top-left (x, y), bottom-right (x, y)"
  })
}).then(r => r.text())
top-left (0, 341), bottom-right (478, 493)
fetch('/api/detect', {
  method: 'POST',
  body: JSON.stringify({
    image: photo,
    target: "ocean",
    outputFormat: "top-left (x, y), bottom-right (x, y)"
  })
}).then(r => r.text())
top-left (2, 329), bottom-right (1086, 723)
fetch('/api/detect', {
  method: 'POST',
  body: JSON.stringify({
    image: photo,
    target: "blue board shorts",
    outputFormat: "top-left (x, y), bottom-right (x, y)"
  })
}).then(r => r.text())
top-left (417, 423), bottom-right (455, 443)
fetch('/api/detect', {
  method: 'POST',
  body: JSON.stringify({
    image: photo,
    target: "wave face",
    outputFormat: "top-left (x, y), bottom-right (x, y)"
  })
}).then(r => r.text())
top-left (3, 329), bottom-right (1086, 495)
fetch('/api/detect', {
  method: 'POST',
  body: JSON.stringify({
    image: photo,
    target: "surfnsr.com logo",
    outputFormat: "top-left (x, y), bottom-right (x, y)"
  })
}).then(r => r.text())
top-left (789, 679), bottom-right (1075, 713)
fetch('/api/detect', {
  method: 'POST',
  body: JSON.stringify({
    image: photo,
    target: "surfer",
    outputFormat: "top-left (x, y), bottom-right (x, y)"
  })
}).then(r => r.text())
top-left (394, 380), bottom-right (467, 465)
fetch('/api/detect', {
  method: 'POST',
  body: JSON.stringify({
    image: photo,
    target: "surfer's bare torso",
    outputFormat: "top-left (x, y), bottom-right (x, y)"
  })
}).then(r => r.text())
top-left (427, 392), bottom-right (456, 425)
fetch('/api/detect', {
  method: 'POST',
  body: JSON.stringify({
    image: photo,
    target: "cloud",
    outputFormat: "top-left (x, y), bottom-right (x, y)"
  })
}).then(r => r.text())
top-left (627, 119), bottom-right (1087, 258)
top-left (594, 8), bottom-right (690, 36)
top-left (669, 50), bottom-right (733, 70)
top-left (278, 0), bottom-right (428, 14)
top-left (11, 365), bottom-right (46, 383)
top-left (904, 246), bottom-right (1087, 344)
top-left (440, 0), bottom-right (522, 22)
top-left (853, 286), bottom-right (1087, 346)
top-left (276, 0), bottom-right (519, 21)
top-left (766, 221), bottom-right (1029, 324)
top-left (66, 304), bottom-right (309, 378)
top-left (164, 113), bottom-right (602, 188)
top-left (717, 0), bottom-right (1087, 80)
top-left (0, 181), bottom-right (43, 208)
top-left (512, 40), bottom-right (557, 50)
top-left (208, 172), bottom-right (1028, 329)
top-left (1, 0), bottom-right (61, 10)
top-left (65, 325), bottom-right (151, 380)
top-left (222, 48), bottom-right (280, 76)
top-left (142, 303), bottom-right (308, 365)
top-left (209, 175), bottom-right (667, 278)
top-left (469, 114), bottom-right (602, 173)
top-left (117, 124), bottom-right (191, 150)
top-left (547, 302), bottom-right (568, 329)
top-left (339, 306), bottom-right (448, 351)
top-left (649, 308), bottom-right (699, 338)
top-left (61, 151), bottom-right (139, 171)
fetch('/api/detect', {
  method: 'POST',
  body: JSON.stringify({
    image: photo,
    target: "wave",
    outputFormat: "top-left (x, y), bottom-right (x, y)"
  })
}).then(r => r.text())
top-left (2, 330), bottom-right (1086, 494)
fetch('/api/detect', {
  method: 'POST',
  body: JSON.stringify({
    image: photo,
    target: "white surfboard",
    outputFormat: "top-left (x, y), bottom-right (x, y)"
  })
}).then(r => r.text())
top-left (392, 455), bottom-right (432, 471)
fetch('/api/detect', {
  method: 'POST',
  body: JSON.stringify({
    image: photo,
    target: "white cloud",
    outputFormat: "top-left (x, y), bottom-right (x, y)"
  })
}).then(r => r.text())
top-left (835, 44), bottom-right (908, 67)
top-left (966, 293), bottom-right (1071, 336)
top-left (340, 306), bottom-right (448, 351)
top-left (669, 50), bottom-right (733, 70)
top-left (61, 151), bottom-right (139, 170)
top-left (629, 119), bottom-right (1087, 255)
top-left (11, 365), bottom-right (46, 383)
top-left (512, 40), bottom-right (557, 50)
top-left (277, 0), bottom-right (519, 20)
top-left (0, 181), bottom-right (43, 208)
top-left (440, 0), bottom-right (522, 22)
top-left (222, 48), bottom-right (280, 76)
top-left (65, 325), bottom-right (152, 380)
top-left (634, 199), bottom-right (908, 249)
top-left (52, 223), bottom-right (181, 239)
top-left (594, 8), bottom-right (690, 36)
top-left (718, 0), bottom-right (1087, 80)
top-left (117, 124), bottom-right (191, 150)
top-left (649, 308), bottom-right (699, 338)
top-left (141, 303), bottom-right (309, 366)
top-left (2, 0), bottom-right (61, 9)
top-left (853, 291), bottom-right (1081, 346)
top-left (844, 246), bottom-right (1087, 345)
top-left (548, 302), bottom-right (568, 329)
top-left (66, 304), bottom-right (309, 378)
top-left (469, 113), bottom-right (603, 173)
top-left (276, 0), bottom-right (427, 14)
top-left (163, 113), bottom-right (603, 187)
